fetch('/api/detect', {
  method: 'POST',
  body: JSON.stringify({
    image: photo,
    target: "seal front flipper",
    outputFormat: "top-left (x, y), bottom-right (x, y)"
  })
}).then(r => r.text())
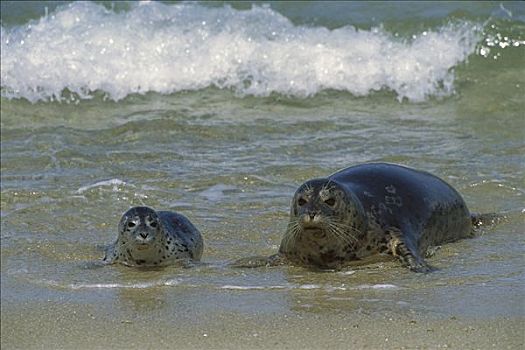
top-left (230, 253), bottom-right (286, 268)
top-left (102, 243), bottom-right (118, 265)
top-left (386, 227), bottom-right (434, 273)
top-left (424, 245), bottom-right (441, 258)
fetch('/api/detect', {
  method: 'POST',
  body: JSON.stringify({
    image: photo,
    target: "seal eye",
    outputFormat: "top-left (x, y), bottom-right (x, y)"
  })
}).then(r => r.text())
top-left (150, 221), bottom-right (158, 228)
top-left (298, 198), bottom-right (307, 206)
top-left (324, 198), bottom-right (336, 206)
top-left (127, 222), bottom-right (136, 228)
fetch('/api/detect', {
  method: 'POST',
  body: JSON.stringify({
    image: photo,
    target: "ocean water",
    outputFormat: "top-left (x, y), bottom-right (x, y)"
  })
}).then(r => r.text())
top-left (1, 1), bottom-right (524, 345)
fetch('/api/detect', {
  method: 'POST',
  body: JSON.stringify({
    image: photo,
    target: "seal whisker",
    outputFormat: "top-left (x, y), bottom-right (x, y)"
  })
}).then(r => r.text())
top-left (282, 218), bottom-right (301, 248)
top-left (326, 220), bottom-right (359, 243)
top-left (328, 221), bottom-right (362, 241)
top-left (326, 222), bottom-right (356, 246)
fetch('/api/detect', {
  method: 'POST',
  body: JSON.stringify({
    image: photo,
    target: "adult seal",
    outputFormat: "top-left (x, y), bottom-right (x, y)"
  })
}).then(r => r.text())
top-left (234, 163), bottom-right (489, 272)
top-left (103, 206), bottom-right (203, 267)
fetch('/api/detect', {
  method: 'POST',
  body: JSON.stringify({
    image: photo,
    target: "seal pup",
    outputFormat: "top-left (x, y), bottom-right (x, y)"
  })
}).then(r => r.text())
top-left (103, 206), bottom-right (203, 267)
top-left (233, 163), bottom-right (493, 272)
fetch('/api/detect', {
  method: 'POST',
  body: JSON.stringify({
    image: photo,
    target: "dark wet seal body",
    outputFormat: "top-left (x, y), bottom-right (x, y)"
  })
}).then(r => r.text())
top-left (103, 206), bottom-right (203, 267)
top-left (234, 163), bottom-right (487, 272)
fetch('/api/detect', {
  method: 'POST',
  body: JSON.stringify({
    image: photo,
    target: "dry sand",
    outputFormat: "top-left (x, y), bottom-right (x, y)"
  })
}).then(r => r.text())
top-left (2, 299), bottom-right (523, 350)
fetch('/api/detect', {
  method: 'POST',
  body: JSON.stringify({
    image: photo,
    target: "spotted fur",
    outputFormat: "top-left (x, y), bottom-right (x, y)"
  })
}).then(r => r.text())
top-left (103, 206), bottom-right (203, 267)
top-left (232, 163), bottom-right (478, 272)
top-left (278, 163), bottom-right (473, 272)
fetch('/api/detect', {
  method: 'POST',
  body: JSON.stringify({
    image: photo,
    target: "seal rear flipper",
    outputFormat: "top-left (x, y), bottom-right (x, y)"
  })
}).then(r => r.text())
top-left (229, 253), bottom-right (286, 268)
top-left (386, 227), bottom-right (434, 273)
top-left (470, 212), bottom-right (505, 228)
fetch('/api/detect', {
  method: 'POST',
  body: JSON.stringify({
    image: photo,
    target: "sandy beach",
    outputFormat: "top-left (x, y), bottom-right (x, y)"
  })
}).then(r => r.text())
top-left (2, 298), bottom-right (523, 349)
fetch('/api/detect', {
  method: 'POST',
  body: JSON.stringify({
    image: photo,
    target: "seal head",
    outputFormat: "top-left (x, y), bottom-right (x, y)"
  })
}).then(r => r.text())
top-left (118, 207), bottom-right (165, 260)
top-left (104, 206), bottom-right (203, 267)
top-left (279, 179), bottom-right (367, 269)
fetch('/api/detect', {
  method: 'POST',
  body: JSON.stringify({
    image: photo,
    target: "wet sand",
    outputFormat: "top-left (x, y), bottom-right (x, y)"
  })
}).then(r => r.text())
top-left (2, 219), bottom-right (524, 350)
top-left (2, 296), bottom-right (523, 350)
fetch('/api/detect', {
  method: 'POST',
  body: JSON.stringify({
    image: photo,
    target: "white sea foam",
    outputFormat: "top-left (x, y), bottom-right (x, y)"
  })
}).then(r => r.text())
top-left (220, 285), bottom-right (288, 290)
top-left (1, 2), bottom-right (481, 102)
top-left (39, 278), bottom-right (399, 291)
top-left (356, 284), bottom-right (399, 290)
top-left (76, 178), bottom-right (129, 194)
top-left (219, 283), bottom-right (399, 291)
top-left (199, 184), bottom-right (239, 201)
top-left (42, 278), bottom-right (183, 290)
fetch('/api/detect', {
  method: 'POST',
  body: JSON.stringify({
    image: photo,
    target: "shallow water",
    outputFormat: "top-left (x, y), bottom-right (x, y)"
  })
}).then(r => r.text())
top-left (1, 1), bottom-right (524, 348)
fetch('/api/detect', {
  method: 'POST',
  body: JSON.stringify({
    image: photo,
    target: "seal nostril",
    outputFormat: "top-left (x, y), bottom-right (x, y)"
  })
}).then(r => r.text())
top-left (325, 198), bottom-right (336, 206)
top-left (139, 232), bottom-right (148, 239)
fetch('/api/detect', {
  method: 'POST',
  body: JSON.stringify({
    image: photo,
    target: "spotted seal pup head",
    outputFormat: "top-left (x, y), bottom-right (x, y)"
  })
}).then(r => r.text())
top-left (279, 179), bottom-right (367, 268)
top-left (117, 206), bottom-right (166, 264)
